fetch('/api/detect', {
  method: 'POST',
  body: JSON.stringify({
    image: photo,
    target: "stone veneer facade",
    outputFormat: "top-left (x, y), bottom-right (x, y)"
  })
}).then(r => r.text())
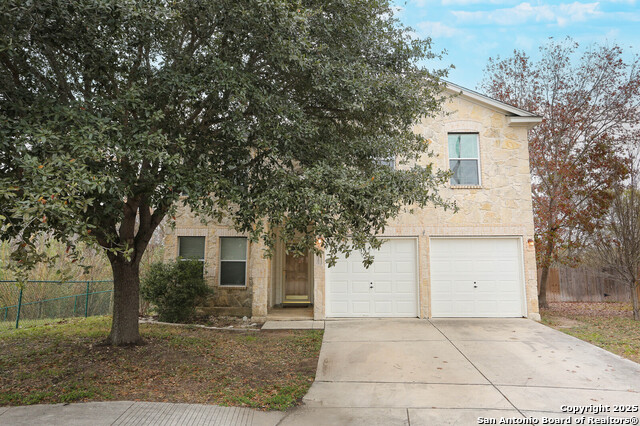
top-left (164, 87), bottom-right (541, 321)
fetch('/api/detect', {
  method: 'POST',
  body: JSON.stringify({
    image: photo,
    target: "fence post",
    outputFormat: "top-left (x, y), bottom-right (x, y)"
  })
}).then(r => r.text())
top-left (15, 287), bottom-right (23, 329)
top-left (85, 281), bottom-right (90, 318)
top-left (74, 295), bottom-right (78, 316)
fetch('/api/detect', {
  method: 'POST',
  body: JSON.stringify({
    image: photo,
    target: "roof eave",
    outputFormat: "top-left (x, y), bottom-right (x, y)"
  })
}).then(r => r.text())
top-left (443, 81), bottom-right (539, 118)
top-left (506, 116), bottom-right (543, 128)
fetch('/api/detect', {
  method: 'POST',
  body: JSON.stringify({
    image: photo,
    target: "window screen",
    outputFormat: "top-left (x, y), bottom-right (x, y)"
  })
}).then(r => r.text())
top-left (448, 133), bottom-right (480, 186)
top-left (220, 237), bottom-right (247, 286)
top-left (178, 236), bottom-right (205, 260)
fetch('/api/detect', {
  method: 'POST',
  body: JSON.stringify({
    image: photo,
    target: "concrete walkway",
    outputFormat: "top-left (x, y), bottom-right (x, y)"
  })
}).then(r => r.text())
top-left (282, 318), bottom-right (640, 425)
top-left (0, 401), bottom-right (284, 426)
top-left (3, 319), bottom-right (640, 425)
top-left (261, 320), bottom-right (324, 330)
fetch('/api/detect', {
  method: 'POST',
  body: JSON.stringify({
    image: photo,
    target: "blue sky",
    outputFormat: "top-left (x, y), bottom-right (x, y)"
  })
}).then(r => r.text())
top-left (393, 0), bottom-right (640, 91)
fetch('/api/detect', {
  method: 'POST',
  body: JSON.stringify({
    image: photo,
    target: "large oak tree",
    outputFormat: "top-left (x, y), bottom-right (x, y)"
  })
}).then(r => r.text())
top-left (0, 0), bottom-right (452, 344)
top-left (481, 39), bottom-right (640, 308)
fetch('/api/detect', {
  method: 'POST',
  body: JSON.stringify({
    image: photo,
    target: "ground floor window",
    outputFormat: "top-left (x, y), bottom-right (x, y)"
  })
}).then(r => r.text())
top-left (220, 237), bottom-right (247, 286)
top-left (178, 236), bottom-right (205, 261)
top-left (178, 236), bottom-right (205, 277)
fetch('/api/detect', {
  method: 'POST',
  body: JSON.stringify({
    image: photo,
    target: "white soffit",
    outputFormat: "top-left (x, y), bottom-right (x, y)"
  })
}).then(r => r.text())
top-left (443, 81), bottom-right (543, 127)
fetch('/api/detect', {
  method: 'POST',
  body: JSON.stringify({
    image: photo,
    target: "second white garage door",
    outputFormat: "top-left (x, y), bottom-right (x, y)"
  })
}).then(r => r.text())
top-left (430, 238), bottom-right (525, 317)
top-left (326, 238), bottom-right (418, 317)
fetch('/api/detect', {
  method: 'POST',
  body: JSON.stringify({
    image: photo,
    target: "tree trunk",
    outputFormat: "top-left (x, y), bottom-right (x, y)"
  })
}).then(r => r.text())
top-left (109, 259), bottom-right (142, 345)
top-left (538, 265), bottom-right (550, 309)
top-left (633, 280), bottom-right (640, 321)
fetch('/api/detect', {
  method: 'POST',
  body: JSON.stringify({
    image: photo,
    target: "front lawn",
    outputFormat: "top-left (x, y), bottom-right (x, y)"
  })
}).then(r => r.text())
top-left (541, 302), bottom-right (640, 364)
top-left (0, 316), bottom-right (323, 410)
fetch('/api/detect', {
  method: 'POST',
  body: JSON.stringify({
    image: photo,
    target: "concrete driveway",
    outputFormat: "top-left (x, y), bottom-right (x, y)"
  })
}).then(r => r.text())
top-left (281, 318), bottom-right (640, 425)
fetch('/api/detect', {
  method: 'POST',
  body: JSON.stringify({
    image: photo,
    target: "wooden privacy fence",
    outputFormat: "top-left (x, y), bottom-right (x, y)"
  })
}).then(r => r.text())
top-left (539, 267), bottom-right (631, 302)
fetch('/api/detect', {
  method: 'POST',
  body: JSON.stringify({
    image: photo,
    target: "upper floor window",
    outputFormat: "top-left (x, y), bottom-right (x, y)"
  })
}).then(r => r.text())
top-left (220, 237), bottom-right (247, 286)
top-left (376, 156), bottom-right (396, 170)
top-left (178, 236), bottom-right (205, 261)
top-left (448, 133), bottom-right (480, 186)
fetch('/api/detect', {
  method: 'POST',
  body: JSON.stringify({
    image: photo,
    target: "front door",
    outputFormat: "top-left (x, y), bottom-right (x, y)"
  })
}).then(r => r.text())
top-left (283, 252), bottom-right (310, 304)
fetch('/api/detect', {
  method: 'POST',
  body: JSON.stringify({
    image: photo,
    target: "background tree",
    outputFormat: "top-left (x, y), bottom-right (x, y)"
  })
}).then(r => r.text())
top-left (593, 148), bottom-right (640, 320)
top-left (0, 0), bottom-right (451, 344)
top-left (480, 38), bottom-right (640, 308)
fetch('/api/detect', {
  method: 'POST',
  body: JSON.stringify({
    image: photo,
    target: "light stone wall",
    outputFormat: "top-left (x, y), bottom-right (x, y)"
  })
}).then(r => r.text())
top-left (313, 95), bottom-right (539, 320)
top-left (163, 209), bottom-right (269, 319)
top-left (165, 93), bottom-right (540, 321)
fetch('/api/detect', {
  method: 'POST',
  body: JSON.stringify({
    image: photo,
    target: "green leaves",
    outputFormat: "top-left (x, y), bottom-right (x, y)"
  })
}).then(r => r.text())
top-left (1, 0), bottom-right (450, 271)
top-left (140, 259), bottom-right (210, 323)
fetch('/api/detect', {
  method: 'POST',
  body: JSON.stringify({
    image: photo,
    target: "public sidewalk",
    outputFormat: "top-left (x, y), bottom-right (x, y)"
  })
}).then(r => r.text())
top-left (0, 401), bottom-right (285, 426)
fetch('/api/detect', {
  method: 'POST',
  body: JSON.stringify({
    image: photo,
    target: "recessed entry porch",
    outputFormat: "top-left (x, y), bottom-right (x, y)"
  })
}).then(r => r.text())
top-left (268, 239), bottom-right (315, 320)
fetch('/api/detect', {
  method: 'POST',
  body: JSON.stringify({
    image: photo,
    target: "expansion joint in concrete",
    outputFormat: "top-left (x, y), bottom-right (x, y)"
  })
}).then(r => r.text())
top-left (428, 319), bottom-right (526, 418)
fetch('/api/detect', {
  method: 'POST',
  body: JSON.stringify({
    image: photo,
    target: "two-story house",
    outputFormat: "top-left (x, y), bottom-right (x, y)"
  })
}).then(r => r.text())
top-left (164, 82), bottom-right (543, 321)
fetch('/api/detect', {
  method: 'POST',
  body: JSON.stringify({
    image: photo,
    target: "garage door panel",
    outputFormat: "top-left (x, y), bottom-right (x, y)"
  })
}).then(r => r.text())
top-left (373, 300), bottom-right (393, 314)
top-left (395, 280), bottom-right (415, 293)
top-left (452, 261), bottom-right (474, 272)
top-left (453, 280), bottom-right (473, 293)
top-left (375, 280), bottom-right (393, 293)
top-left (352, 262), bottom-right (369, 273)
top-left (331, 261), bottom-right (348, 273)
top-left (374, 261), bottom-right (392, 273)
top-left (352, 281), bottom-right (370, 294)
top-left (329, 301), bottom-right (348, 315)
top-left (396, 301), bottom-right (417, 315)
top-left (453, 301), bottom-right (475, 316)
top-left (352, 301), bottom-right (371, 314)
top-left (376, 243), bottom-right (393, 254)
top-left (326, 238), bottom-right (418, 318)
top-left (431, 280), bottom-right (453, 294)
top-left (475, 261), bottom-right (501, 272)
top-left (332, 280), bottom-right (348, 293)
top-left (430, 238), bottom-right (524, 318)
top-left (395, 261), bottom-right (414, 273)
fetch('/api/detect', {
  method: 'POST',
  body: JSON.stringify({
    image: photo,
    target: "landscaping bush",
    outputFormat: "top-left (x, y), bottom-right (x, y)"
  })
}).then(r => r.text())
top-left (140, 260), bottom-right (210, 323)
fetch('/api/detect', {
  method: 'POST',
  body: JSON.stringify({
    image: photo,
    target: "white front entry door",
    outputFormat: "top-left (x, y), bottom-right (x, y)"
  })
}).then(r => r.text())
top-left (326, 238), bottom-right (418, 317)
top-left (430, 238), bottom-right (525, 317)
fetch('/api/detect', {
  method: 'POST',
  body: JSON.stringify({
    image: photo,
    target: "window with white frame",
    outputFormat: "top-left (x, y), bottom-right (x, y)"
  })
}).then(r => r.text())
top-left (219, 237), bottom-right (247, 286)
top-left (448, 133), bottom-right (480, 186)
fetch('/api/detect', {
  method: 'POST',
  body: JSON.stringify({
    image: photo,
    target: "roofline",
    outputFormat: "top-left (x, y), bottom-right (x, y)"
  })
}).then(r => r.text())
top-left (507, 116), bottom-right (543, 127)
top-left (443, 81), bottom-right (542, 120)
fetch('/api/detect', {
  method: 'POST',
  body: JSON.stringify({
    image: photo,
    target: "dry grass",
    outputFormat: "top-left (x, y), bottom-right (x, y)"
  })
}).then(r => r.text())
top-left (541, 302), bottom-right (640, 364)
top-left (0, 316), bottom-right (323, 410)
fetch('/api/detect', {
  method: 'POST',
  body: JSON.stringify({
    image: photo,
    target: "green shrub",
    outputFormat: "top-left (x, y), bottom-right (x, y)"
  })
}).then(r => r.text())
top-left (140, 260), bottom-right (210, 323)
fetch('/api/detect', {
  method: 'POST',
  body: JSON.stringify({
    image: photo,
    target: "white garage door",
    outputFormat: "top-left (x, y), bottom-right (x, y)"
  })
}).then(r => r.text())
top-left (430, 238), bottom-right (525, 317)
top-left (326, 238), bottom-right (418, 317)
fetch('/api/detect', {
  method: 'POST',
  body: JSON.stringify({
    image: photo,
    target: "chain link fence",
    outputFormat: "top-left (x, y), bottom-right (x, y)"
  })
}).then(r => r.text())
top-left (0, 280), bottom-right (113, 330)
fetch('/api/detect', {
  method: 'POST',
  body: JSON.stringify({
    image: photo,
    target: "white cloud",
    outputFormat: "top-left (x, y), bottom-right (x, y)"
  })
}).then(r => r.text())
top-left (417, 21), bottom-right (462, 37)
top-left (411, 0), bottom-right (435, 7)
top-left (451, 2), bottom-right (601, 27)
